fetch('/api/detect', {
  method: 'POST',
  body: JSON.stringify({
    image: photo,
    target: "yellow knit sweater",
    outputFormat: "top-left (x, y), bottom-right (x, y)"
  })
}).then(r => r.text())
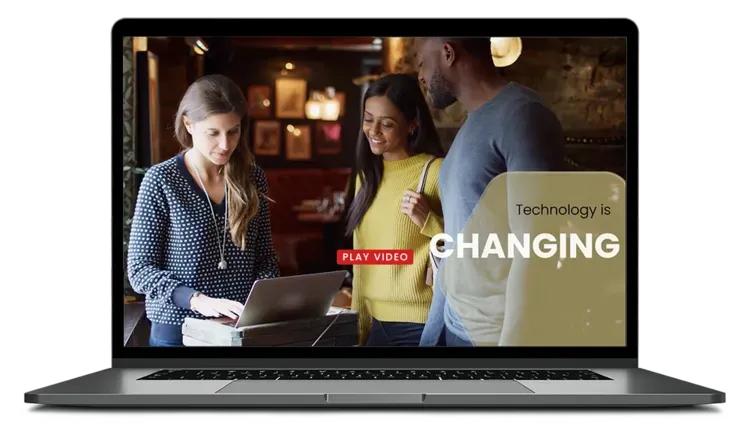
top-left (352, 153), bottom-right (444, 345)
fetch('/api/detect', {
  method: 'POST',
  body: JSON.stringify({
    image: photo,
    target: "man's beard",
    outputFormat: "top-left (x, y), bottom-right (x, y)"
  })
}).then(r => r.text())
top-left (427, 71), bottom-right (458, 110)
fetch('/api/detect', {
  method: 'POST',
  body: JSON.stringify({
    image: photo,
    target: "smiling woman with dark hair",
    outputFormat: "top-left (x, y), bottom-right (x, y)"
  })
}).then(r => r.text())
top-left (346, 73), bottom-right (446, 347)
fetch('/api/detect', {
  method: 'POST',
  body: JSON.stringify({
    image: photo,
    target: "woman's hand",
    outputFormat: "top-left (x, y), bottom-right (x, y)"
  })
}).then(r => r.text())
top-left (189, 293), bottom-right (244, 319)
top-left (400, 189), bottom-right (431, 228)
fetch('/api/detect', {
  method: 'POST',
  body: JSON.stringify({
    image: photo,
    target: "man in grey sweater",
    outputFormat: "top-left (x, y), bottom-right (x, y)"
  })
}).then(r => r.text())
top-left (415, 37), bottom-right (566, 346)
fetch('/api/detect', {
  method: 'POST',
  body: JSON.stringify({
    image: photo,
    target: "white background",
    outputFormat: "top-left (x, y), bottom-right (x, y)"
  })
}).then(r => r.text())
top-left (16, 403), bottom-right (750, 432)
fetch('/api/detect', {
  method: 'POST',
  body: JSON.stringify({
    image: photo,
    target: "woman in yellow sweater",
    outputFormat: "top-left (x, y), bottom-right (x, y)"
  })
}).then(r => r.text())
top-left (345, 73), bottom-right (446, 346)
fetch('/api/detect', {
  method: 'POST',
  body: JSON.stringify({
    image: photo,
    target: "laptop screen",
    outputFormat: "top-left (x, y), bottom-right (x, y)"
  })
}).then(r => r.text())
top-left (120, 28), bottom-right (631, 352)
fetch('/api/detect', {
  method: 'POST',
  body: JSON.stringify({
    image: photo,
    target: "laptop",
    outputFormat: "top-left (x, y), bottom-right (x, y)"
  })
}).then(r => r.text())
top-left (233, 271), bottom-right (348, 328)
top-left (23, 18), bottom-right (727, 408)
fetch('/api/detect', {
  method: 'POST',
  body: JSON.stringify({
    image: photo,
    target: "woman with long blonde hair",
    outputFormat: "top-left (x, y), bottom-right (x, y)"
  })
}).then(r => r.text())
top-left (127, 74), bottom-right (279, 346)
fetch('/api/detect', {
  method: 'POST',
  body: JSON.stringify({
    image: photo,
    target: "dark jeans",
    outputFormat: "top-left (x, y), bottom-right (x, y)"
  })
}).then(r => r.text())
top-left (366, 318), bottom-right (424, 346)
top-left (149, 322), bottom-right (184, 347)
top-left (149, 335), bottom-right (183, 347)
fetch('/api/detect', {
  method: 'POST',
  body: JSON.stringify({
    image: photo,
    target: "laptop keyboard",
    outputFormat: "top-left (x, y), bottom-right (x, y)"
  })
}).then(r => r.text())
top-left (139, 369), bottom-right (612, 381)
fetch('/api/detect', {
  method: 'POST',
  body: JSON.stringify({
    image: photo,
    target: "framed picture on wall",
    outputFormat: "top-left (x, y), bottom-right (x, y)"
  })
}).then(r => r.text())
top-left (253, 120), bottom-right (281, 156)
top-left (247, 85), bottom-right (272, 118)
top-left (275, 78), bottom-right (306, 118)
top-left (315, 121), bottom-right (342, 155)
top-left (285, 124), bottom-right (311, 160)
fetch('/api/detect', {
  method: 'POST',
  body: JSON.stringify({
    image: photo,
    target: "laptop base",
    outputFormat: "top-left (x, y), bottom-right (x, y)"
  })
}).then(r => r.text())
top-left (25, 367), bottom-right (724, 407)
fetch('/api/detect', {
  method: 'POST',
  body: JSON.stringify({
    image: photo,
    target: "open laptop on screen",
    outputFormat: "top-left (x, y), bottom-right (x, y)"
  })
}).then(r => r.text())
top-left (233, 270), bottom-right (347, 328)
top-left (24, 18), bottom-right (725, 407)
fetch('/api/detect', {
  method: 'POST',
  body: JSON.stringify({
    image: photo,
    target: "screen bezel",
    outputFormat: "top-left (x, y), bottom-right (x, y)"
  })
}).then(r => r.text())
top-left (112, 18), bottom-right (638, 361)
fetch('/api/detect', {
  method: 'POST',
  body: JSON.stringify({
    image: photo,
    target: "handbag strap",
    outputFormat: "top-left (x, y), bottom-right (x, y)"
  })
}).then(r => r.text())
top-left (416, 157), bottom-right (437, 194)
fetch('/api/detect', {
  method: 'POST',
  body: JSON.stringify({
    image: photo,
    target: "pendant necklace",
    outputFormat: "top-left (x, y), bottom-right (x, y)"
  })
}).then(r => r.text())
top-left (191, 160), bottom-right (228, 270)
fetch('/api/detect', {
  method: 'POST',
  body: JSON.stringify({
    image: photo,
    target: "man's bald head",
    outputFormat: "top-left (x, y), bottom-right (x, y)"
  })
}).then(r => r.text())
top-left (415, 37), bottom-right (493, 109)
top-left (439, 38), bottom-right (492, 61)
top-left (416, 38), bottom-right (492, 62)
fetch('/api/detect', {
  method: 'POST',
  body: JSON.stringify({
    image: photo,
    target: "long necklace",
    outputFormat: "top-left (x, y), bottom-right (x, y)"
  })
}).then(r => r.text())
top-left (191, 160), bottom-right (229, 270)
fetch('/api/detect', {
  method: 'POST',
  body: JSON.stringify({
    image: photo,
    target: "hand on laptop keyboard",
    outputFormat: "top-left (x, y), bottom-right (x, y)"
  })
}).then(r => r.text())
top-left (189, 293), bottom-right (244, 319)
